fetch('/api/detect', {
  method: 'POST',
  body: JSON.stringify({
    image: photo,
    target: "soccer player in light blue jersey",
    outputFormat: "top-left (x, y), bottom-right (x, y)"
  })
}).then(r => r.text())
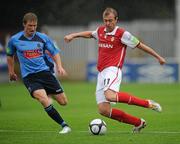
top-left (6, 12), bottom-right (71, 134)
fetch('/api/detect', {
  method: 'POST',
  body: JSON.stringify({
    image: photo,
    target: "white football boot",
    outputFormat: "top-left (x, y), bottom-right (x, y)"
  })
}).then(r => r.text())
top-left (148, 100), bottom-right (162, 112)
top-left (59, 126), bottom-right (71, 134)
top-left (132, 118), bottom-right (147, 133)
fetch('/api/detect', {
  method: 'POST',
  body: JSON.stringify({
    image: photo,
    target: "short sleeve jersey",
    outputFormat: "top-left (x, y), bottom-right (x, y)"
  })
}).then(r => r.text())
top-left (91, 26), bottom-right (139, 71)
top-left (6, 31), bottom-right (60, 78)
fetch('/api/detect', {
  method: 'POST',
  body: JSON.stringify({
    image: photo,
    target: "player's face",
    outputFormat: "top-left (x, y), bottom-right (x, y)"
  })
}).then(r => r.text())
top-left (24, 20), bottom-right (37, 37)
top-left (103, 13), bottom-right (117, 32)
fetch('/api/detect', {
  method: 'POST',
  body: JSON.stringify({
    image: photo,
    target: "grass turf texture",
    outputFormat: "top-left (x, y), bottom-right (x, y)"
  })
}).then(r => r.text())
top-left (0, 82), bottom-right (180, 144)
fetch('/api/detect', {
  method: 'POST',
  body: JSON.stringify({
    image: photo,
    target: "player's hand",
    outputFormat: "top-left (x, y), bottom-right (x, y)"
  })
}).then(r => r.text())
top-left (64, 34), bottom-right (74, 43)
top-left (158, 57), bottom-right (166, 65)
top-left (57, 66), bottom-right (67, 76)
top-left (9, 73), bottom-right (18, 81)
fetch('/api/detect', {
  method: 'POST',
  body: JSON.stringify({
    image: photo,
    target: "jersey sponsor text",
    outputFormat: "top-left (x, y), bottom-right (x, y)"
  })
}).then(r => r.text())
top-left (23, 48), bottom-right (43, 58)
top-left (98, 43), bottom-right (113, 49)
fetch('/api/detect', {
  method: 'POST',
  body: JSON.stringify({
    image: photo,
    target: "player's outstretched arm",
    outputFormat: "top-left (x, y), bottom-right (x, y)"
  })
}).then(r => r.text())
top-left (136, 42), bottom-right (166, 65)
top-left (64, 31), bottom-right (93, 43)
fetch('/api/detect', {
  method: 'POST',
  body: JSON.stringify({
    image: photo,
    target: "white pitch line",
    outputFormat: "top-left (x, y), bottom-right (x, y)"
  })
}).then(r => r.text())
top-left (105, 131), bottom-right (180, 134)
top-left (0, 129), bottom-right (180, 134)
top-left (0, 129), bottom-right (55, 133)
top-left (142, 131), bottom-right (180, 134)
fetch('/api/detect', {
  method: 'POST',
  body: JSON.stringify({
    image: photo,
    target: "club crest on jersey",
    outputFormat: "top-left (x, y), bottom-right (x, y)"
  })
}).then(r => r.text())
top-left (37, 43), bottom-right (41, 48)
top-left (111, 37), bottom-right (115, 42)
top-left (98, 43), bottom-right (113, 49)
top-left (23, 48), bottom-right (43, 59)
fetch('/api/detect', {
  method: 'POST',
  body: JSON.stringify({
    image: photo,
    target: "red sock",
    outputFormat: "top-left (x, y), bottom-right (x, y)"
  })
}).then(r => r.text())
top-left (111, 108), bottom-right (141, 126)
top-left (117, 92), bottom-right (149, 108)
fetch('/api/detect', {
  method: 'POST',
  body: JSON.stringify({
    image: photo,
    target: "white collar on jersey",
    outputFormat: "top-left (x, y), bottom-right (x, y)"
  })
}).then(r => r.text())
top-left (104, 26), bottom-right (119, 35)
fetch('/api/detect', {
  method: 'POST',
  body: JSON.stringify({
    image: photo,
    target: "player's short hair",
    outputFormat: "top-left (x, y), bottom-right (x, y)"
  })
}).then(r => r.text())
top-left (23, 12), bottom-right (38, 24)
top-left (103, 7), bottom-right (118, 20)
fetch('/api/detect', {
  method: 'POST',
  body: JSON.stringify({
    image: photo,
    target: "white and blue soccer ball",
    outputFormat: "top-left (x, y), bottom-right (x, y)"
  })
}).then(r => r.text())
top-left (89, 119), bottom-right (107, 135)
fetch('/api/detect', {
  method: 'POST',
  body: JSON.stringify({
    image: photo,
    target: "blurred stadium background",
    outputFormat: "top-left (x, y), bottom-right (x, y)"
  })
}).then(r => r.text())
top-left (0, 0), bottom-right (179, 83)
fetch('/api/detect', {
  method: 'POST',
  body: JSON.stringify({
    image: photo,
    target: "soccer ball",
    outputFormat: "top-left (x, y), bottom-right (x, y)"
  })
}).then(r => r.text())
top-left (89, 119), bottom-right (107, 135)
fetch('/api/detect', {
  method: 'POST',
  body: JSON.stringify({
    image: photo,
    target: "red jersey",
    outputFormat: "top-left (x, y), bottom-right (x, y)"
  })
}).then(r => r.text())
top-left (96, 26), bottom-right (127, 72)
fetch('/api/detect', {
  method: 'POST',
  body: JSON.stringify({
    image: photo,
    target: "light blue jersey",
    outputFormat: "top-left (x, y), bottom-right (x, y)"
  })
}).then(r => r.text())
top-left (6, 31), bottom-right (60, 78)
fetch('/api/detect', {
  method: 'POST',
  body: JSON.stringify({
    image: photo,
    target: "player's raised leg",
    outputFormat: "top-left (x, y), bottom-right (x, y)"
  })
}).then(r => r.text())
top-left (117, 92), bottom-right (162, 112)
top-left (105, 90), bottom-right (162, 112)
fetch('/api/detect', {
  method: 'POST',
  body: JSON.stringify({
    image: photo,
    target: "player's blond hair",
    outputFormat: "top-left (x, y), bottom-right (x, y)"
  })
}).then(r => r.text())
top-left (23, 12), bottom-right (38, 24)
top-left (103, 7), bottom-right (118, 20)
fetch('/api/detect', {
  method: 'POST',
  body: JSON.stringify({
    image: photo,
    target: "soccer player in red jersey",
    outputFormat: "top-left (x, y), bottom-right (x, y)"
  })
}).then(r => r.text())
top-left (64, 7), bottom-right (166, 133)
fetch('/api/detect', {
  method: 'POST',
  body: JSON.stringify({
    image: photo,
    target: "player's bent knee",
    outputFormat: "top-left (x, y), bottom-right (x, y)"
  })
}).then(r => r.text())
top-left (105, 95), bottom-right (112, 102)
top-left (59, 100), bottom-right (67, 106)
top-left (98, 107), bottom-right (110, 117)
top-left (104, 90), bottom-right (117, 102)
top-left (55, 93), bottom-right (68, 106)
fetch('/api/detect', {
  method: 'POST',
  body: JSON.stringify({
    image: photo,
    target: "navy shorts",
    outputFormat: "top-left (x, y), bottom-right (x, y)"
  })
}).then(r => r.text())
top-left (23, 71), bottom-right (64, 97)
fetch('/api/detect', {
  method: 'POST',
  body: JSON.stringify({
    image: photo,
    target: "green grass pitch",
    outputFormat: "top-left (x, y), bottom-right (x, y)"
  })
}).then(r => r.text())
top-left (0, 81), bottom-right (180, 144)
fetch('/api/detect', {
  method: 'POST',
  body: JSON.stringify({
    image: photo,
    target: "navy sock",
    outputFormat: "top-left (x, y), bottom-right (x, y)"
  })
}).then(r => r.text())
top-left (44, 105), bottom-right (68, 128)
